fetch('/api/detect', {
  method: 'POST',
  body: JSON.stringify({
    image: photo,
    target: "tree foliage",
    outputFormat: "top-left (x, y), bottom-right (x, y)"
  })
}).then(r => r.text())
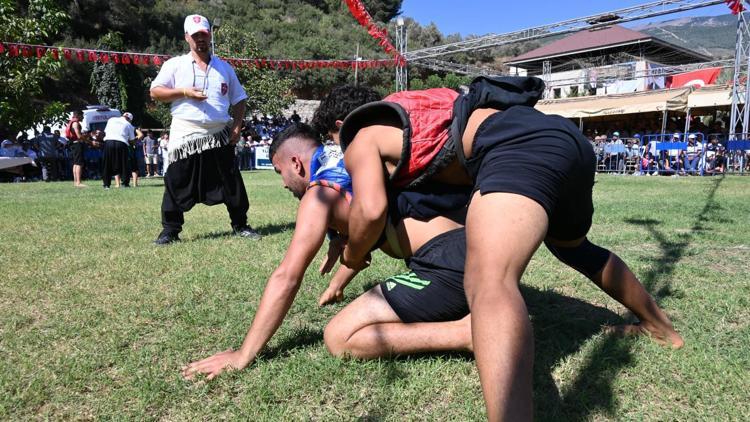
top-left (90, 33), bottom-right (128, 111)
top-left (0, 0), bottom-right (69, 135)
top-left (214, 24), bottom-right (295, 116)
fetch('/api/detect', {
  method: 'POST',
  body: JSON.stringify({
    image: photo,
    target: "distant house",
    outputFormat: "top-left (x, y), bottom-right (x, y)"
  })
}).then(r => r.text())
top-left (507, 25), bottom-right (711, 99)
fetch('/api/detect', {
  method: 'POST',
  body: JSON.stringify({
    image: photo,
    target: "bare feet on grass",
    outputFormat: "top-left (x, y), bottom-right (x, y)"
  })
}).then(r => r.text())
top-left (606, 320), bottom-right (684, 349)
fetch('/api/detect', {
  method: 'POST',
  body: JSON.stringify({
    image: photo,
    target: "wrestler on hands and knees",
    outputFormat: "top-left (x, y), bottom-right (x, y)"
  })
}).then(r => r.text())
top-left (181, 119), bottom-right (473, 380)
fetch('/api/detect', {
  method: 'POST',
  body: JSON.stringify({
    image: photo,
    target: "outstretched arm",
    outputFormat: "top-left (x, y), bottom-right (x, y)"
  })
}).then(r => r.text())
top-left (182, 186), bottom-right (339, 380)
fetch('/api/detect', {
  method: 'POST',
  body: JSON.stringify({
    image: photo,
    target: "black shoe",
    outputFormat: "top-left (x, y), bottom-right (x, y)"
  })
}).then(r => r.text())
top-left (154, 231), bottom-right (180, 245)
top-left (232, 225), bottom-right (262, 240)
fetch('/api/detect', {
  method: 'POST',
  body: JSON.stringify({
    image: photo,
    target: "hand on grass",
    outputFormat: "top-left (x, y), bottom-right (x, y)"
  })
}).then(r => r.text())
top-left (318, 286), bottom-right (344, 306)
top-left (181, 349), bottom-right (251, 381)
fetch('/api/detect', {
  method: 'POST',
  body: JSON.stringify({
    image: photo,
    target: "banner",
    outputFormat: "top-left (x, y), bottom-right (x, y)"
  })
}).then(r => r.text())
top-left (343, 0), bottom-right (405, 65)
top-left (0, 41), bottom-right (398, 70)
top-left (666, 68), bottom-right (722, 89)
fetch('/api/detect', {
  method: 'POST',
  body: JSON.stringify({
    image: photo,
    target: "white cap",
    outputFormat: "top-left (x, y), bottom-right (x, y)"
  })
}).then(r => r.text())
top-left (123, 112), bottom-right (133, 121)
top-left (688, 134), bottom-right (696, 139)
top-left (184, 15), bottom-right (210, 36)
top-left (673, 132), bottom-right (681, 138)
top-left (612, 131), bottom-right (620, 137)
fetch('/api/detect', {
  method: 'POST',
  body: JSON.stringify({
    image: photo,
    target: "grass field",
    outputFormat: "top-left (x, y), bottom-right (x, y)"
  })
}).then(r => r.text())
top-left (1, 172), bottom-right (749, 420)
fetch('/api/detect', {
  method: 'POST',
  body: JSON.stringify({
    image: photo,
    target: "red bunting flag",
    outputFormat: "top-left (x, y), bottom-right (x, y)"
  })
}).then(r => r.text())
top-left (75, 50), bottom-right (84, 61)
top-left (726, 0), bottom-right (745, 14)
top-left (101, 53), bottom-right (110, 64)
top-left (153, 56), bottom-right (162, 66)
top-left (9, 44), bottom-right (19, 57)
top-left (51, 49), bottom-right (59, 60)
top-left (36, 47), bottom-right (46, 58)
top-left (88, 50), bottom-right (97, 62)
top-left (0, 43), bottom-right (5, 54)
top-left (22, 46), bottom-right (32, 57)
top-left (63, 49), bottom-right (71, 60)
top-left (121, 54), bottom-right (131, 64)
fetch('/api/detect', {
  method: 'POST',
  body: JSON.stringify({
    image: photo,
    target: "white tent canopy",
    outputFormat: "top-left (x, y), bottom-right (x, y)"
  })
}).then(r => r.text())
top-left (536, 87), bottom-right (692, 118)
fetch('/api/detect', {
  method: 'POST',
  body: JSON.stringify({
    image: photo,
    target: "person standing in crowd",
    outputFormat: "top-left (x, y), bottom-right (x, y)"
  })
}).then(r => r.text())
top-left (101, 112), bottom-right (136, 189)
top-left (149, 14), bottom-right (260, 244)
top-left (65, 110), bottom-right (88, 187)
top-left (143, 130), bottom-right (159, 177)
top-left (159, 132), bottom-right (170, 176)
top-left (129, 128), bottom-right (143, 187)
top-left (36, 126), bottom-right (59, 182)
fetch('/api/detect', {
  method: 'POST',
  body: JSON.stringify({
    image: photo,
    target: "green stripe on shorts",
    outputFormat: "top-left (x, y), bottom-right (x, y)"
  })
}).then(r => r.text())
top-left (386, 271), bottom-right (431, 290)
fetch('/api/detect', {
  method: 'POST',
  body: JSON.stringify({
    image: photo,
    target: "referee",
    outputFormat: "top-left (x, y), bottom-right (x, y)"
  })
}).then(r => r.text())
top-left (149, 14), bottom-right (261, 244)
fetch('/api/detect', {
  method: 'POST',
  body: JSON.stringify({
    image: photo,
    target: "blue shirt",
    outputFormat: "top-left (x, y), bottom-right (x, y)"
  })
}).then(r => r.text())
top-left (307, 145), bottom-right (352, 201)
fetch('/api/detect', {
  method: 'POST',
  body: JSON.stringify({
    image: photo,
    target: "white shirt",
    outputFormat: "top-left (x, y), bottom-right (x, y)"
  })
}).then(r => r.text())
top-left (103, 117), bottom-right (136, 145)
top-left (150, 53), bottom-right (247, 125)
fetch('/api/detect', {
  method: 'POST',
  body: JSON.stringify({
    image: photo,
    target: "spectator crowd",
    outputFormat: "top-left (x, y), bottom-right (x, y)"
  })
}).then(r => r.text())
top-left (0, 112), bottom-right (301, 182)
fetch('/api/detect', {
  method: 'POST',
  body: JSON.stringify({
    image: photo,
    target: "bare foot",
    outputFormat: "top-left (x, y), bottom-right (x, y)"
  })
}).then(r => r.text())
top-left (605, 321), bottom-right (684, 349)
top-left (74, 183), bottom-right (88, 188)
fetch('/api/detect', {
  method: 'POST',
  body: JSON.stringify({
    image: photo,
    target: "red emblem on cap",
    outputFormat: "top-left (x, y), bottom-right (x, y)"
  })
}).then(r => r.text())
top-left (193, 16), bottom-right (201, 23)
top-left (221, 83), bottom-right (228, 95)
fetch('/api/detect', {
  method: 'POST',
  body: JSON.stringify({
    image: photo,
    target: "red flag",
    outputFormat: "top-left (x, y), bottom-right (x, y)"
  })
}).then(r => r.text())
top-left (9, 44), bottom-right (19, 57)
top-left (101, 53), bottom-right (110, 64)
top-left (76, 50), bottom-right (85, 61)
top-left (22, 46), bottom-right (32, 57)
top-left (142, 56), bottom-right (150, 65)
top-left (51, 49), bottom-right (59, 60)
top-left (153, 56), bottom-right (162, 66)
top-left (0, 43), bottom-right (4, 54)
top-left (88, 51), bottom-right (97, 62)
top-left (133, 55), bottom-right (141, 65)
top-left (36, 47), bottom-right (46, 58)
top-left (666, 68), bottom-right (722, 88)
top-left (63, 49), bottom-right (72, 60)
top-left (122, 54), bottom-right (131, 64)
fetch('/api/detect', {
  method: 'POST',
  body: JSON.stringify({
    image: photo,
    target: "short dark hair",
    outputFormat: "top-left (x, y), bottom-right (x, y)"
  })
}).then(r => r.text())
top-left (311, 85), bottom-right (381, 137)
top-left (270, 123), bottom-right (321, 161)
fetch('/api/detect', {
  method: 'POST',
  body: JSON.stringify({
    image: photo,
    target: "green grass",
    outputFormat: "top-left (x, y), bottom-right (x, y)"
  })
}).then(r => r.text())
top-left (1, 173), bottom-right (748, 420)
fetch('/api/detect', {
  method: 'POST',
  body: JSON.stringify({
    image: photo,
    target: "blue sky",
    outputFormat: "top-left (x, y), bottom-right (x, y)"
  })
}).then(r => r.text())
top-left (399, 0), bottom-right (733, 37)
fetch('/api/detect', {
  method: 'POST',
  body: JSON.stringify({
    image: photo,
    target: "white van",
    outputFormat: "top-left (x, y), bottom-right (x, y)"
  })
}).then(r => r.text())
top-left (81, 105), bottom-right (121, 133)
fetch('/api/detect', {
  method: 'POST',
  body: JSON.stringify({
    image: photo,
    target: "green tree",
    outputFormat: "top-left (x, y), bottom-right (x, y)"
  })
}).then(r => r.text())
top-left (90, 33), bottom-right (128, 111)
top-left (214, 23), bottom-right (296, 116)
top-left (0, 0), bottom-right (69, 135)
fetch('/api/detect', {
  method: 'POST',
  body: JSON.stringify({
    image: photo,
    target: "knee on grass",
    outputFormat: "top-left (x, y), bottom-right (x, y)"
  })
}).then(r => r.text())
top-left (323, 319), bottom-right (355, 358)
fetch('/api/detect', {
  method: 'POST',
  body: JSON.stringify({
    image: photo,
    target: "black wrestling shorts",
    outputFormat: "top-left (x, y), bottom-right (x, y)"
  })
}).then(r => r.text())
top-left (465, 105), bottom-right (596, 241)
top-left (381, 228), bottom-right (468, 323)
top-left (70, 142), bottom-right (85, 166)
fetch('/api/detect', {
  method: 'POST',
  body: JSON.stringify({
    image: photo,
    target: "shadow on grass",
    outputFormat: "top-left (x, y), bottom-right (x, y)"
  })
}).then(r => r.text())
top-left (259, 326), bottom-right (323, 360)
top-left (191, 222), bottom-right (296, 241)
top-left (537, 176), bottom-right (726, 420)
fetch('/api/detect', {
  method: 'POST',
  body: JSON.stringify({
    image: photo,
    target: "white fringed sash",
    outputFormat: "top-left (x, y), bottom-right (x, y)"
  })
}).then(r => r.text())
top-left (168, 118), bottom-right (232, 163)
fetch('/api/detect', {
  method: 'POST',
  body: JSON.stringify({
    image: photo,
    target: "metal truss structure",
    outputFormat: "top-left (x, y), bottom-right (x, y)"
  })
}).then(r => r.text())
top-left (729, 11), bottom-right (750, 138)
top-left (405, 0), bottom-right (725, 64)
